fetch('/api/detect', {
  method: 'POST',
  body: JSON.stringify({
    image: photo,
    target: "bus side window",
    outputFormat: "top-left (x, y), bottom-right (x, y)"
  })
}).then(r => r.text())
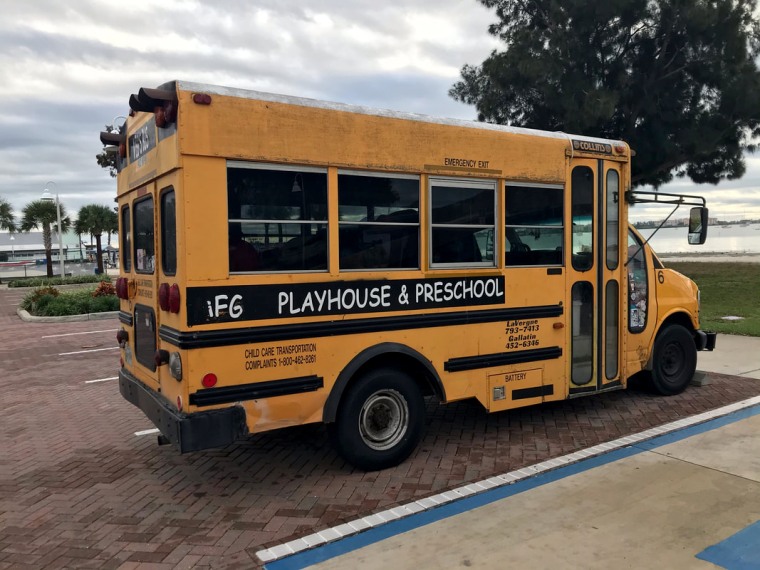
top-left (338, 172), bottom-right (420, 270)
top-left (430, 179), bottom-right (495, 267)
top-left (505, 184), bottom-right (563, 266)
top-left (227, 164), bottom-right (328, 273)
top-left (627, 230), bottom-right (648, 332)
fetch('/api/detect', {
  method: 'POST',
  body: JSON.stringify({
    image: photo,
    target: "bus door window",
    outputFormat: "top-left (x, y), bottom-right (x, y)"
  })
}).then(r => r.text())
top-left (571, 167), bottom-right (594, 271)
top-left (571, 281), bottom-right (594, 384)
top-left (605, 169), bottom-right (621, 380)
top-left (338, 172), bottom-right (420, 270)
top-left (134, 197), bottom-right (155, 273)
top-left (227, 163), bottom-right (328, 272)
top-left (504, 184), bottom-right (563, 266)
top-left (430, 178), bottom-right (495, 267)
top-left (120, 205), bottom-right (131, 272)
top-left (627, 230), bottom-right (648, 332)
top-left (160, 188), bottom-right (177, 275)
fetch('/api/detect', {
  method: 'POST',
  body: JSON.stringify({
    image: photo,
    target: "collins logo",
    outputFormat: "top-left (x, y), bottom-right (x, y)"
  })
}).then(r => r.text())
top-left (572, 140), bottom-right (613, 154)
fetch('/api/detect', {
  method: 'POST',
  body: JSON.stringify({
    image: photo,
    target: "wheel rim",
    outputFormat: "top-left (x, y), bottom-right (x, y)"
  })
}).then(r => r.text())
top-left (661, 341), bottom-right (686, 380)
top-left (358, 389), bottom-right (409, 451)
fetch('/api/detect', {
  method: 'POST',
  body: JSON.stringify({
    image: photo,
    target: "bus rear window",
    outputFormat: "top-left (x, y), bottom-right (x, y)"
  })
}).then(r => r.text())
top-left (161, 189), bottom-right (177, 275)
top-left (121, 206), bottom-right (131, 271)
top-left (134, 197), bottom-right (155, 273)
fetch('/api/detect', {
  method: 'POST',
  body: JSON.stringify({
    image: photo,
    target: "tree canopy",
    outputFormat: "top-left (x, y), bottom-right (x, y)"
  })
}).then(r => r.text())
top-left (450, 0), bottom-right (760, 187)
top-left (76, 204), bottom-right (118, 274)
top-left (0, 197), bottom-right (16, 232)
top-left (20, 199), bottom-right (71, 278)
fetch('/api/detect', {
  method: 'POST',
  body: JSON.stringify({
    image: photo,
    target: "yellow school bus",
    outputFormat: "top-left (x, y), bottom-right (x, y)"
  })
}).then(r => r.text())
top-left (105, 80), bottom-right (716, 470)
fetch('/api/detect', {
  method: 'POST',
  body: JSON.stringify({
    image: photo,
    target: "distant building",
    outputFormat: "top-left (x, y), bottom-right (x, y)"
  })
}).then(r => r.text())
top-left (0, 230), bottom-right (87, 263)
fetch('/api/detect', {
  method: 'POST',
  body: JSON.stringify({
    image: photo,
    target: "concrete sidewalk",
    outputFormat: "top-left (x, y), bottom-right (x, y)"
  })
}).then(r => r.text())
top-left (260, 335), bottom-right (760, 569)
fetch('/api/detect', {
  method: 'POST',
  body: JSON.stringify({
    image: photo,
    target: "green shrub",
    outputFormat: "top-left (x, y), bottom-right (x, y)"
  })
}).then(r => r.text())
top-left (9, 274), bottom-right (106, 288)
top-left (21, 285), bottom-right (119, 316)
top-left (20, 286), bottom-right (60, 311)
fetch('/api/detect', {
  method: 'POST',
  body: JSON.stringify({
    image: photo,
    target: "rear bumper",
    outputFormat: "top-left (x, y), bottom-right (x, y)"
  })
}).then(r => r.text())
top-left (119, 369), bottom-right (248, 453)
top-left (695, 330), bottom-right (717, 352)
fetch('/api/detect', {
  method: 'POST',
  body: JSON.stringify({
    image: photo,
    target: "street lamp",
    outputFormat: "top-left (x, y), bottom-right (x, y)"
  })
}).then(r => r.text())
top-left (9, 235), bottom-right (14, 260)
top-left (41, 182), bottom-right (65, 279)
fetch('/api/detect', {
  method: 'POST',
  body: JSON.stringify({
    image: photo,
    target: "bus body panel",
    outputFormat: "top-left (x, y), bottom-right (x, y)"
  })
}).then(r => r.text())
top-left (110, 81), bottom-right (712, 469)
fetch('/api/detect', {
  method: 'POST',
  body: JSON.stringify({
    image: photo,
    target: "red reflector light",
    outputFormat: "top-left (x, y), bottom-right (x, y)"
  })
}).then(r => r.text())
top-left (168, 284), bottom-right (181, 313)
top-left (192, 93), bottom-right (212, 105)
top-left (115, 278), bottom-right (126, 299)
top-left (158, 283), bottom-right (170, 311)
top-left (177, 396), bottom-right (182, 412)
top-left (202, 373), bottom-right (217, 388)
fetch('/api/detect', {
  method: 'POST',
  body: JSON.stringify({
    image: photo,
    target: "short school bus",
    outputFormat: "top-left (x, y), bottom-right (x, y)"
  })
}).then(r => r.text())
top-left (106, 80), bottom-right (716, 471)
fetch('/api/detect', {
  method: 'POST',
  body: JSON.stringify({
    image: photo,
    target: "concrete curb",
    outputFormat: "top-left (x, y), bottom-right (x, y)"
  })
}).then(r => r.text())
top-left (16, 308), bottom-right (118, 323)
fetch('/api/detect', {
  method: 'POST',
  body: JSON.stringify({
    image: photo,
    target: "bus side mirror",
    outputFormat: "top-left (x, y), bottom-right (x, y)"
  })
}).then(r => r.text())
top-left (688, 206), bottom-right (708, 245)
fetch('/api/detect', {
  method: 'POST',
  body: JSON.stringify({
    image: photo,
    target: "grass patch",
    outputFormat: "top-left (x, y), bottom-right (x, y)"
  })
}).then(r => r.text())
top-left (20, 284), bottom-right (118, 316)
top-left (667, 261), bottom-right (760, 337)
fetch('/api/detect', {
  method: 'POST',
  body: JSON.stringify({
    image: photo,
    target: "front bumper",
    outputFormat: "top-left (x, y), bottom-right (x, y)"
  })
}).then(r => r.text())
top-left (695, 330), bottom-right (718, 351)
top-left (119, 369), bottom-right (248, 453)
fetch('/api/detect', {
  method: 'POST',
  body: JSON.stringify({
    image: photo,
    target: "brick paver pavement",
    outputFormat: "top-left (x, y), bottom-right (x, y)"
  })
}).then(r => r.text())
top-left (1, 285), bottom-right (759, 569)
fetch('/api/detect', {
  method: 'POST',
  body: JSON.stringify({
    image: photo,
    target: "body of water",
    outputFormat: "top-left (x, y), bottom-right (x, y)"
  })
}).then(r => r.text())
top-left (641, 223), bottom-right (760, 254)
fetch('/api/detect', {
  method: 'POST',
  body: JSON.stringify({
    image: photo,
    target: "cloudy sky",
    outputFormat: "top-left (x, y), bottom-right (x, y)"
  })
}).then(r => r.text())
top-left (1, 0), bottom-right (759, 224)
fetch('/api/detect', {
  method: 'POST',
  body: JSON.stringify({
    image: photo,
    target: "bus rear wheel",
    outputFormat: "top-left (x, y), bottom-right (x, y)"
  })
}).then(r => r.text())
top-left (330, 367), bottom-right (425, 471)
top-left (651, 324), bottom-right (697, 396)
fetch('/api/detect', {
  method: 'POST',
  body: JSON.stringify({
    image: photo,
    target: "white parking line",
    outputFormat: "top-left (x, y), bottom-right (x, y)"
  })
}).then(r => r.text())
top-left (134, 428), bottom-right (160, 436)
top-left (84, 376), bottom-right (118, 384)
top-left (43, 329), bottom-right (117, 339)
top-left (59, 347), bottom-right (119, 356)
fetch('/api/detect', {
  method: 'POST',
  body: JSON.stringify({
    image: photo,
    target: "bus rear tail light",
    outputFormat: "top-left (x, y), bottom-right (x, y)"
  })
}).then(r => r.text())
top-left (116, 328), bottom-right (129, 347)
top-left (169, 352), bottom-right (182, 381)
top-left (115, 277), bottom-right (126, 299)
top-left (155, 100), bottom-right (177, 128)
top-left (154, 349), bottom-right (170, 368)
top-left (115, 278), bottom-right (136, 300)
top-left (202, 373), bottom-right (217, 389)
top-left (158, 283), bottom-right (170, 311)
top-left (168, 284), bottom-right (181, 313)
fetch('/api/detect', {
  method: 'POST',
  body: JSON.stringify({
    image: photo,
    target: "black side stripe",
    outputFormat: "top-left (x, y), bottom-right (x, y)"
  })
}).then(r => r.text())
top-left (444, 346), bottom-right (562, 372)
top-left (119, 311), bottom-right (133, 326)
top-left (189, 375), bottom-right (323, 407)
top-left (160, 305), bottom-right (563, 349)
top-left (513, 385), bottom-right (554, 400)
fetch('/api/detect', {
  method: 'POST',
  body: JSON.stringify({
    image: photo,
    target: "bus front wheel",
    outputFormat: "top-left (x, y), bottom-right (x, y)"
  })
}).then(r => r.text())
top-left (651, 324), bottom-right (697, 396)
top-left (330, 367), bottom-right (425, 471)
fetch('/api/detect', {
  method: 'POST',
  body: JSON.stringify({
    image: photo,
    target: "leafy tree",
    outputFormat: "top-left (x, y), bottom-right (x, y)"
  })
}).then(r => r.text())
top-left (20, 200), bottom-right (72, 278)
top-left (96, 123), bottom-right (121, 178)
top-left (450, 0), bottom-right (760, 187)
top-left (75, 204), bottom-right (118, 274)
top-left (0, 197), bottom-right (16, 232)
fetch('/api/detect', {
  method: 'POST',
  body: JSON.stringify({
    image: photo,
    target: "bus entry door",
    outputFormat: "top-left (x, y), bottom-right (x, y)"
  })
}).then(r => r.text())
top-left (568, 159), bottom-right (623, 395)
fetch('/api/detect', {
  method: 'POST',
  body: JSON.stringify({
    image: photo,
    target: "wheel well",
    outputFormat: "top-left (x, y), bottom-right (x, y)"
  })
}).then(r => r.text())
top-left (657, 312), bottom-right (696, 339)
top-left (646, 312), bottom-right (697, 370)
top-left (323, 343), bottom-right (444, 424)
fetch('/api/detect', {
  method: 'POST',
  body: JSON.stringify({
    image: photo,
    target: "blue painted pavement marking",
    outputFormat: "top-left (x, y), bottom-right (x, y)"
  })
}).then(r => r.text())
top-left (696, 520), bottom-right (760, 570)
top-left (265, 403), bottom-right (760, 570)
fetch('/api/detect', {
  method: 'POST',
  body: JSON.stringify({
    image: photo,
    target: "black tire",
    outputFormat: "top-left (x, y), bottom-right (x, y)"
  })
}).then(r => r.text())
top-left (330, 367), bottom-right (425, 471)
top-left (650, 325), bottom-right (697, 396)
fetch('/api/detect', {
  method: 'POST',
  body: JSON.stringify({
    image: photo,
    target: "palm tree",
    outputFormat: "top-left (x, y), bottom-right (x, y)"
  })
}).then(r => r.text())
top-left (20, 200), bottom-right (71, 278)
top-left (76, 204), bottom-right (118, 274)
top-left (0, 197), bottom-right (16, 232)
